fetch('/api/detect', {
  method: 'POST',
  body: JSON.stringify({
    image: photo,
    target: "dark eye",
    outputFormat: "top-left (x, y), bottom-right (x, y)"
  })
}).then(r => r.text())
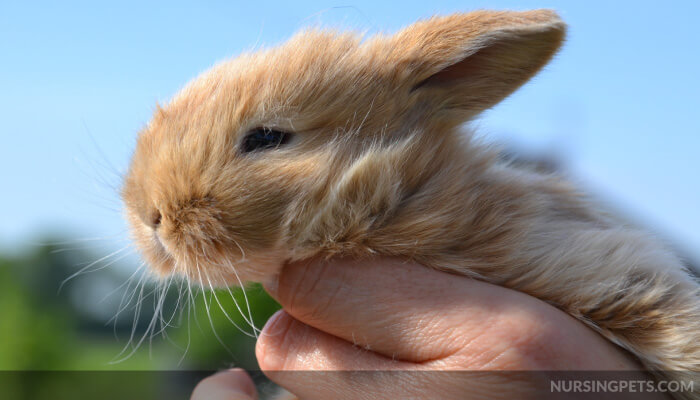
top-left (240, 127), bottom-right (292, 153)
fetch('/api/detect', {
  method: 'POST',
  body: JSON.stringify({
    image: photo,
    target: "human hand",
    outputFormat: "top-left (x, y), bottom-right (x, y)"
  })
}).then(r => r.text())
top-left (193, 257), bottom-right (665, 399)
top-left (191, 368), bottom-right (258, 400)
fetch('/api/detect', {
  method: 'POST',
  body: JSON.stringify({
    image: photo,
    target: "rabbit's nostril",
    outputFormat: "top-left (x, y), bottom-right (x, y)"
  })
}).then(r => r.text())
top-left (150, 210), bottom-right (162, 229)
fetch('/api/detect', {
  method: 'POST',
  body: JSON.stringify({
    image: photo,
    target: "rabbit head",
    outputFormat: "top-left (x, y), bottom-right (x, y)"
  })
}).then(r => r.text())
top-left (122, 10), bottom-right (565, 286)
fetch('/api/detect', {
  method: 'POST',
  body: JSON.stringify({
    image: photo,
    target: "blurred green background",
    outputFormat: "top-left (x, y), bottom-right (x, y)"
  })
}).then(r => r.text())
top-left (0, 239), bottom-right (282, 399)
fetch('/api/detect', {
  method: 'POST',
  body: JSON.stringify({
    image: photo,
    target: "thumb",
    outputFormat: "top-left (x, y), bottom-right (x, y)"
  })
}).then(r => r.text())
top-left (191, 368), bottom-right (258, 400)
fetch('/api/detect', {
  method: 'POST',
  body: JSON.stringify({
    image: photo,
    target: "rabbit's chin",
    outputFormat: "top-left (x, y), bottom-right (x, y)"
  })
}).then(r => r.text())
top-left (135, 221), bottom-right (288, 288)
top-left (167, 249), bottom-right (287, 289)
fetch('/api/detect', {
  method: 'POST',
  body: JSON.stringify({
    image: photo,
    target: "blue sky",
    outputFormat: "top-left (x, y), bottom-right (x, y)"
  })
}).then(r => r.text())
top-left (1, 0), bottom-right (698, 263)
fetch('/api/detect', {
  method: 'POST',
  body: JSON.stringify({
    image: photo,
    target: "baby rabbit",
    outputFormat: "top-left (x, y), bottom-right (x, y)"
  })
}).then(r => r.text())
top-left (122, 9), bottom-right (699, 398)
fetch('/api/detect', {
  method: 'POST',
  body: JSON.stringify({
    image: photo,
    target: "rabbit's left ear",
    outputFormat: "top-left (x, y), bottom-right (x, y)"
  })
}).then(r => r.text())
top-left (385, 10), bottom-right (565, 119)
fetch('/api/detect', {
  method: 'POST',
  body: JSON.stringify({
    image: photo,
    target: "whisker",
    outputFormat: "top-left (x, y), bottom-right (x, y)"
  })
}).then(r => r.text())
top-left (111, 272), bottom-right (148, 362)
top-left (149, 277), bottom-right (171, 357)
top-left (196, 260), bottom-right (237, 358)
top-left (111, 273), bottom-right (167, 364)
top-left (82, 119), bottom-right (125, 182)
top-left (204, 269), bottom-right (258, 339)
top-left (101, 262), bottom-right (146, 306)
top-left (153, 275), bottom-right (182, 336)
top-left (59, 245), bottom-right (133, 293)
top-left (169, 277), bottom-right (188, 330)
top-left (33, 233), bottom-right (131, 247)
top-left (158, 277), bottom-right (190, 353)
top-left (216, 262), bottom-right (260, 337)
top-left (178, 278), bottom-right (196, 365)
top-left (216, 238), bottom-right (259, 336)
top-left (230, 237), bottom-right (247, 261)
top-left (108, 263), bottom-right (148, 329)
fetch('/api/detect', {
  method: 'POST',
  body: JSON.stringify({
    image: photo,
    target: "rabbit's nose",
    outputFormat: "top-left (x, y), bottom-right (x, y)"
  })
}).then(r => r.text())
top-left (148, 209), bottom-right (162, 230)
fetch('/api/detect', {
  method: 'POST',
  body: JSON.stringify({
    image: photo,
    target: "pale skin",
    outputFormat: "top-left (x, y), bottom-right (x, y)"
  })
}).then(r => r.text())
top-left (191, 258), bottom-right (669, 400)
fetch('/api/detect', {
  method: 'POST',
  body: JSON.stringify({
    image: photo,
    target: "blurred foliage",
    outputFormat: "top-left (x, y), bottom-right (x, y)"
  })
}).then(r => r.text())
top-left (0, 237), bottom-right (281, 398)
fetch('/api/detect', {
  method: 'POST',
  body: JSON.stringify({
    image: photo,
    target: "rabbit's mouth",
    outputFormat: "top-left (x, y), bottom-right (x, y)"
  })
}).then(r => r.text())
top-left (175, 252), bottom-right (287, 289)
top-left (141, 228), bottom-right (177, 277)
top-left (152, 230), bottom-right (167, 255)
top-left (150, 225), bottom-right (288, 288)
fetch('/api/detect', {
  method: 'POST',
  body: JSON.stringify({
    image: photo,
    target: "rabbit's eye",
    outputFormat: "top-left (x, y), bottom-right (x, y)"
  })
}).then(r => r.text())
top-left (241, 128), bottom-right (292, 153)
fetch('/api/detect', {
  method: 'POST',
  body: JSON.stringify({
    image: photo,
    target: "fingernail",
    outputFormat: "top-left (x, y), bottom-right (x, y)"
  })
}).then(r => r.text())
top-left (260, 310), bottom-right (290, 370)
top-left (227, 368), bottom-right (257, 398)
top-left (199, 368), bottom-right (257, 400)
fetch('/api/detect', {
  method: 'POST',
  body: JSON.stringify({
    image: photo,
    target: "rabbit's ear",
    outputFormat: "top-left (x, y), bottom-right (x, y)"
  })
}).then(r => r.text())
top-left (387, 10), bottom-right (565, 119)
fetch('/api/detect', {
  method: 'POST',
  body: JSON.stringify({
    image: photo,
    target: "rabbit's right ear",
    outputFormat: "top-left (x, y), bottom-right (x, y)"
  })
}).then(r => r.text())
top-left (382, 10), bottom-right (565, 121)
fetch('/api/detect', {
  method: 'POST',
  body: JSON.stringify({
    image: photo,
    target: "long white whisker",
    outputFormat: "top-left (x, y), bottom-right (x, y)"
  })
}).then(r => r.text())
top-left (108, 263), bottom-right (148, 328)
top-left (170, 277), bottom-right (187, 330)
top-left (230, 237), bottom-right (246, 261)
top-left (218, 261), bottom-right (259, 337)
top-left (82, 120), bottom-right (124, 182)
top-left (112, 272), bottom-right (148, 361)
top-left (196, 258), bottom-right (236, 357)
top-left (221, 238), bottom-right (258, 336)
top-left (102, 263), bottom-right (145, 306)
top-left (153, 275), bottom-right (184, 336)
top-left (116, 272), bottom-right (162, 356)
top-left (111, 274), bottom-right (167, 364)
top-left (32, 233), bottom-right (130, 247)
top-left (149, 276), bottom-right (171, 357)
top-left (179, 278), bottom-right (196, 365)
top-left (204, 269), bottom-right (257, 338)
top-left (59, 245), bottom-right (132, 293)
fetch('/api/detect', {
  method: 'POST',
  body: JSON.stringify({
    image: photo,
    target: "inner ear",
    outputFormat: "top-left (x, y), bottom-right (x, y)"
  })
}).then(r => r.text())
top-left (411, 25), bottom-right (564, 112)
top-left (411, 43), bottom-right (497, 91)
top-left (413, 28), bottom-right (563, 92)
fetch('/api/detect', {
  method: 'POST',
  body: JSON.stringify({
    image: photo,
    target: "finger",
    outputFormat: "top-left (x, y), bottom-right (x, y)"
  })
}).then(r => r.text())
top-left (257, 310), bottom-right (404, 370)
top-left (191, 368), bottom-right (258, 400)
top-left (264, 257), bottom-right (543, 363)
top-left (256, 311), bottom-right (550, 400)
top-left (256, 310), bottom-right (423, 400)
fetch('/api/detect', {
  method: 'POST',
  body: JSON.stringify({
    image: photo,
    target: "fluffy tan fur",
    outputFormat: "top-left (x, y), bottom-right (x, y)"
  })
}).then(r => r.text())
top-left (122, 9), bottom-right (699, 398)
